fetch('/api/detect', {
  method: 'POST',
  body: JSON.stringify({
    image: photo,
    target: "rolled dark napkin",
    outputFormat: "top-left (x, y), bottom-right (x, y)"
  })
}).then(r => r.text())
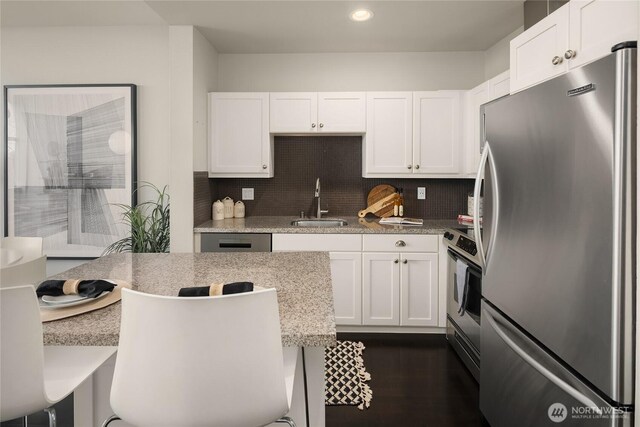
top-left (178, 281), bottom-right (254, 297)
top-left (37, 279), bottom-right (116, 299)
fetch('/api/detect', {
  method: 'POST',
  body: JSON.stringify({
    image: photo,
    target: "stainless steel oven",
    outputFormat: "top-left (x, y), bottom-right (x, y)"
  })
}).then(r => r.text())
top-left (443, 227), bottom-right (482, 381)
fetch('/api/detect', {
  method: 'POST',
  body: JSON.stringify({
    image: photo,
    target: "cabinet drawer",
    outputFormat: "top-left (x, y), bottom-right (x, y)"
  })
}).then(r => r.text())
top-left (362, 234), bottom-right (438, 252)
top-left (272, 234), bottom-right (362, 252)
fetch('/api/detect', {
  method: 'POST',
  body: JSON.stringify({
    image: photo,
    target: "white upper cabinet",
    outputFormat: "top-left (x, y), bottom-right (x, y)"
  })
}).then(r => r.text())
top-left (510, 3), bottom-right (570, 93)
top-left (463, 82), bottom-right (489, 176)
top-left (270, 92), bottom-right (366, 133)
top-left (269, 92), bottom-right (318, 133)
top-left (364, 92), bottom-right (413, 176)
top-left (510, 0), bottom-right (638, 93)
top-left (568, 0), bottom-right (638, 69)
top-left (208, 93), bottom-right (272, 178)
top-left (413, 91), bottom-right (462, 175)
top-left (364, 91), bottom-right (464, 177)
top-left (487, 69), bottom-right (510, 101)
top-left (317, 92), bottom-right (366, 133)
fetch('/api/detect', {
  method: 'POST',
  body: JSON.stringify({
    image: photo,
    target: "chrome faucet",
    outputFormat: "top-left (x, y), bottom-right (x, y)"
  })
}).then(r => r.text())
top-left (315, 178), bottom-right (329, 219)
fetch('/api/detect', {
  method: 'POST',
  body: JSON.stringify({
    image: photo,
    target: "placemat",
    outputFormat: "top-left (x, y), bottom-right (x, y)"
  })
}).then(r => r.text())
top-left (40, 280), bottom-right (131, 323)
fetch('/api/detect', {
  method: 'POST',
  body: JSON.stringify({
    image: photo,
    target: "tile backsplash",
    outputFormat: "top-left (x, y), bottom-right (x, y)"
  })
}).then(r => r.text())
top-left (194, 136), bottom-right (474, 225)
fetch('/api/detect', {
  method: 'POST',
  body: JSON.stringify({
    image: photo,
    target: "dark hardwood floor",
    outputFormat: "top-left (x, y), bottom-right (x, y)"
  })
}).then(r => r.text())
top-left (4, 333), bottom-right (484, 427)
top-left (326, 333), bottom-right (486, 427)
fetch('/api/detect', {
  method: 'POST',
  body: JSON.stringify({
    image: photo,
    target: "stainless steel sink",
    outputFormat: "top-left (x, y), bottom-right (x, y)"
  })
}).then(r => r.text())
top-left (291, 219), bottom-right (348, 227)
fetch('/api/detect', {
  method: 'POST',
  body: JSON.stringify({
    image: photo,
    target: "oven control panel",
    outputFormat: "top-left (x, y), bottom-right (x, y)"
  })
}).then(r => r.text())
top-left (455, 235), bottom-right (477, 256)
top-left (443, 228), bottom-right (482, 268)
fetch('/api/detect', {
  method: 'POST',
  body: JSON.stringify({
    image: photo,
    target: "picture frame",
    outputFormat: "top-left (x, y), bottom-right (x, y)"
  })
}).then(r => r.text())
top-left (4, 84), bottom-right (137, 259)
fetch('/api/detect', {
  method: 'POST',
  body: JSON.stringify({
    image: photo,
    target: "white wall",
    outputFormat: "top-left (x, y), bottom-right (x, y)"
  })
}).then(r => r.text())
top-left (193, 28), bottom-right (218, 172)
top-left (218, 51), bottom-right (486, 92)
top-left (169, 26), bottom-right (218, 253)
top-left (1, 25), bottom-right (171, 271)
top-left (484, 26), bottom-right (523, 80)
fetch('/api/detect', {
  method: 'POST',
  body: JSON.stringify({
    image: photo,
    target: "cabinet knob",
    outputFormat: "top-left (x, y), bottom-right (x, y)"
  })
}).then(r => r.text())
top-left (415, 164), bottom-right (420, 170)
top-left (407, 165), bottom-right (412, 169)
top-left (403, 259), bottom-right (408, 264)
top-left (395, 240), bottom-right (406, 247)
top-left (319, 123), bottom-right (324, 128)
top-left (262, 164), bottom-right (267, 169)
top-left (551, 56), bottom-right (563, 65)
top-left (564, 49), bottom-right (576, 59)
top-left (311, 123), bottom-right (316, 128)
top-left (394, 259), bottom-right (399, 264)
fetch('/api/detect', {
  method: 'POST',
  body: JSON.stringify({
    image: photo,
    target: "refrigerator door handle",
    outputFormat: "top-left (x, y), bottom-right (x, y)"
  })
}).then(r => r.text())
top-left (473, 144), bottom-right (489, 268)
top-left (483, 307), bottom-right (604, 414)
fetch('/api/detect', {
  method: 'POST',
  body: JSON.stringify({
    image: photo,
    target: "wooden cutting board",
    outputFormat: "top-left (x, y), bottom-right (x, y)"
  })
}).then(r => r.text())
top-left (359, 185), bottom-right (398, 218)
top-left (358, 192), bottom-right (400, 218)
top-left (367, 184), bottom-right (396, 206)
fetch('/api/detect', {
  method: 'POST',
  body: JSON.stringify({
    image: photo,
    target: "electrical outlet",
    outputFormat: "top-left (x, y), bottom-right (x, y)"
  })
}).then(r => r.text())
top-left (242, 188), bottom-right (254, 200)
top-left (417, 187), bottom-right (426, 200)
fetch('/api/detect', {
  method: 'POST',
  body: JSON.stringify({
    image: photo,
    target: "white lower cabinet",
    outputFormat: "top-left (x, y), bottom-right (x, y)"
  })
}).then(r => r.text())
top-left (272, 233), bottom-right (363, 327)
top-left (362, 253), bottom-right (400, 326)
top-left (363, 252), bottom-right (438, 326)
top-left (273, 233), bottom-right (442, 328)
top-left (361, 235), bottom-right (440, 325)
top-left (400, 253), bottom-right (438, 326)
top-left (330, 252), bottom-right (362, 325)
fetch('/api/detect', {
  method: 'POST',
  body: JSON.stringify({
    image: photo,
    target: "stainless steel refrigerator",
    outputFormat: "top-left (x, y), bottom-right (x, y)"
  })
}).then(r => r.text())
top-left (476, 43), bottom-right (636, 427)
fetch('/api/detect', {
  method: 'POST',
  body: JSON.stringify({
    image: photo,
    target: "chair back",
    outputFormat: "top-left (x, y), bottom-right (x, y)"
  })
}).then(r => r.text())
top-left (1, 237), bottom-right (46, 287)
top-left (0, 286), bottom-right (48, 421)
top-left (0, 237), bottom-right (44, 257)
top-left (110, 288), bottom-right (288, 427)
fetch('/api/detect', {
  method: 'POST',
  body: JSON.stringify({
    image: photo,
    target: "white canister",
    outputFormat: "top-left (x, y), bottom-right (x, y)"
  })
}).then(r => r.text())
top-left (467, 194), bottom-right (483, 218)
top-left (234, 201), bottom-right (245, 218)
top-left (222, 197), bottom-right (234, 218)
top-left (212, 200), bottom-right (224, 220)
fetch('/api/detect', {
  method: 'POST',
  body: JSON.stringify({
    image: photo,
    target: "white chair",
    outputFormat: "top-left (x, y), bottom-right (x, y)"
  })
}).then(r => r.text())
top-left (1, 237), bottom-right (44, 256)
top-left (102, 287), bottom-right (298, 427)
top-left (0, 237), bottom-right (46, 287)
top-left (0, 285), bottom-right (116, 426)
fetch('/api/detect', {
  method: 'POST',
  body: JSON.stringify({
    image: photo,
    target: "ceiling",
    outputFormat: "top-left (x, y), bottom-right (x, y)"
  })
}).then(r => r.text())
top-left (2, 1), bottom-right (524, 54)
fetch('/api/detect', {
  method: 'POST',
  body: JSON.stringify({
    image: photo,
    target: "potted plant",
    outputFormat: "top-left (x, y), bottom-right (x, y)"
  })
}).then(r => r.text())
top-left (104, 182), bottom-right (170, 254)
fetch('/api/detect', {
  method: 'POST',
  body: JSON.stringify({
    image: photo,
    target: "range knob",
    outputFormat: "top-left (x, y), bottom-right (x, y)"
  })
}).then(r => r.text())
top-left (446, 232), bottom-right (454, 241)
top-left (444, 232), bottom-right (451, 239)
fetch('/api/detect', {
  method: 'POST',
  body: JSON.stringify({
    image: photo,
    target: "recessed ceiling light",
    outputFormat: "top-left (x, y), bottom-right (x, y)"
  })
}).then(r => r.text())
top-left (350, 9), bottom-right (374, 22)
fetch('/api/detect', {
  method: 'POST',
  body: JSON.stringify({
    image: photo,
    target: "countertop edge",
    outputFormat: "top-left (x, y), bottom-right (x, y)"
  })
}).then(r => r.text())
top-left (194, 216), bottom-right (459, 235)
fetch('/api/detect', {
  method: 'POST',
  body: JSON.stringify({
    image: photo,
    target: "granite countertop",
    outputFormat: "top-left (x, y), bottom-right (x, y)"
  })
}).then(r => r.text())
top-left (43, 253), bottom-right (336, 348)
top-left (194, 216), bottom-right (461, 235)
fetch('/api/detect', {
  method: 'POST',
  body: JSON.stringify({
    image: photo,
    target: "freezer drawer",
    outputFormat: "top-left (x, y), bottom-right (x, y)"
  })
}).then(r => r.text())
top-left (480, 301), bottom-right (632, 427)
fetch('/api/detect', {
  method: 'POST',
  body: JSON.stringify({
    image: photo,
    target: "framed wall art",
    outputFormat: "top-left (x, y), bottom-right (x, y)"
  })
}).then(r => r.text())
top-left (4, 84), bottom-right (137, 258)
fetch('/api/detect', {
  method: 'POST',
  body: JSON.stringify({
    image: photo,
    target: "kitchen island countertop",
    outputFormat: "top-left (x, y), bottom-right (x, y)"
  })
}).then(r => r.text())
top-left (43, 252), bottom-right (336, 348)
top-left (194, 216), bottom-right (460, 235)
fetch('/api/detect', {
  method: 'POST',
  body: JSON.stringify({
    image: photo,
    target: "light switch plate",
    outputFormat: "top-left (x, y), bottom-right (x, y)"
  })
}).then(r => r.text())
top-left (417, 187), bottom-right (426, 200)
top-left (242, 188), bottom-right (254, 200)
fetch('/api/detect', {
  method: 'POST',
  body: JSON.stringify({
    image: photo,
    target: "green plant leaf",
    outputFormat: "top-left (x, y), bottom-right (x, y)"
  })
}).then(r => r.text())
top-left (102, 182), bottom-right (170, 255)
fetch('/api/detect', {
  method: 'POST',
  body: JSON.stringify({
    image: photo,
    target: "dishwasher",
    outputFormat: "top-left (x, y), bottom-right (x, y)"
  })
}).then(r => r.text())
top-left (200, 233), bottom-right (271, 252)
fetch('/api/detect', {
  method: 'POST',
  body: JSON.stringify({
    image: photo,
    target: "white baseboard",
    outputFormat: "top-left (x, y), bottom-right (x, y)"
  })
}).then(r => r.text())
top-left (336, 325), bottom-right (446, 334)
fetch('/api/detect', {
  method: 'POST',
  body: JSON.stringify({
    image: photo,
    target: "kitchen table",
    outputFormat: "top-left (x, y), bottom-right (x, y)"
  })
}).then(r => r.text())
top-left (43, 252), bottom-right (336, 427)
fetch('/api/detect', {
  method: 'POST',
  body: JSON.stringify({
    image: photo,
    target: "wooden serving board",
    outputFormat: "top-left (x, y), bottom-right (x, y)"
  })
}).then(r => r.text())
top-left (358, 193), bottom-right (400, 218)
top-left (367, 184), bottom-right (396, 206)
top-left (359, 185), bottom-right (398, 218)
